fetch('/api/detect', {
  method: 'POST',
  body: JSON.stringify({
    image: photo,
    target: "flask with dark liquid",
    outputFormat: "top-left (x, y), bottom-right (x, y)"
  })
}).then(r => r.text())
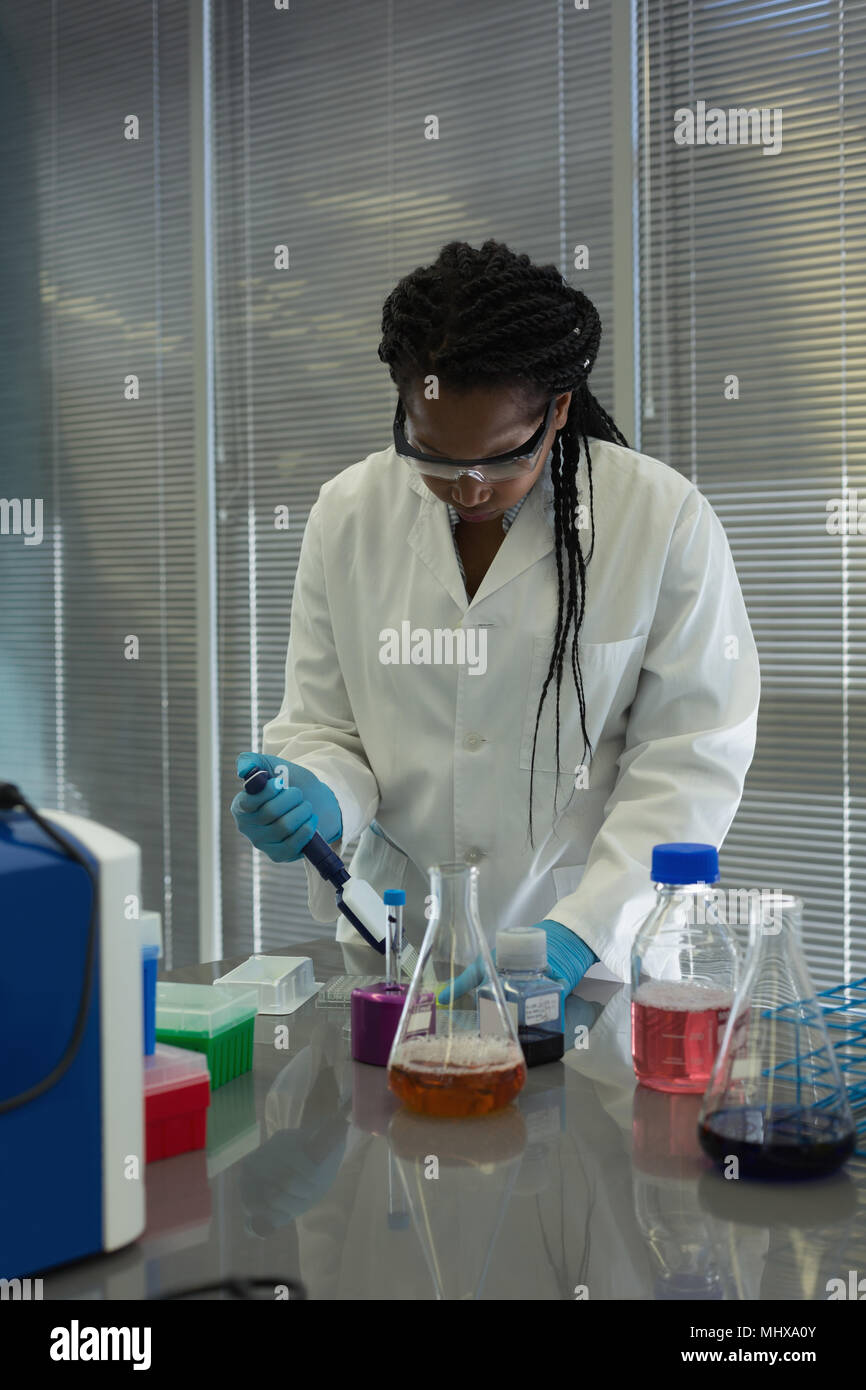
top-left (698, 894), bottom-right (856, 1179)
top-left (387, 863), bottom-right (525, 1118)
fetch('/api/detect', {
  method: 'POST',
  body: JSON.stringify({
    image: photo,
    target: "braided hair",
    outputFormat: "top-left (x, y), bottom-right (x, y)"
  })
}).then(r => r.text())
top-left (377, 239), bottom-right (629, 845)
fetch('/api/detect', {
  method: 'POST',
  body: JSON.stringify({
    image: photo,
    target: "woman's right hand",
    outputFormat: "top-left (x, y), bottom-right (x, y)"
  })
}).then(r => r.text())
top-left (231, 753), bottom-right (342, 863)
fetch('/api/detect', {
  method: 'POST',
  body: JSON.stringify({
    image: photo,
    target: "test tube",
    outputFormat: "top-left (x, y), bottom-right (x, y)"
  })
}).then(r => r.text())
top-left (384, 891), bottom-right (405, 990)
top-left (352, 889), bottom-right (408, 1068)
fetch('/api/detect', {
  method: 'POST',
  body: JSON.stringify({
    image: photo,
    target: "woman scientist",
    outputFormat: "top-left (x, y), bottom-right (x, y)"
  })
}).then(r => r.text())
top-left (231, 239), bottom-right (760, 993)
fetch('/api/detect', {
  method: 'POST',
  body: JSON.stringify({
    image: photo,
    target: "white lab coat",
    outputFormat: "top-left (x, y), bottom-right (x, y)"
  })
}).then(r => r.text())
top-left (262, 437), bottom-right (760, 983)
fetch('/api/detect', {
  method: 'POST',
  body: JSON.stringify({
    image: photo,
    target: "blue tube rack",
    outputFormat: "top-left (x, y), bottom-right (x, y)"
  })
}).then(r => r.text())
top-left (760, 976), bottom-right (866, 1157)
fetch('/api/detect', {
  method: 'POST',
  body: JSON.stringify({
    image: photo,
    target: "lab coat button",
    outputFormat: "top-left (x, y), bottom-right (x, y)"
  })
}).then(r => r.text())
top-left (463, 733), bottom-right (484, 751)
top-left (464, 848), bottom-right (484, 865)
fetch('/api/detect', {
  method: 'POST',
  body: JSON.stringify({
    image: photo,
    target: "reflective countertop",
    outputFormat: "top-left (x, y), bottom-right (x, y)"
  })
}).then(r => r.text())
top-left (47, 936), bottom-right (866, 1301)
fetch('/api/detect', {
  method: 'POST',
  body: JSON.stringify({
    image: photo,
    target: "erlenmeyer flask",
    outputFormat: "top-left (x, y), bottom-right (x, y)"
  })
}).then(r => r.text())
top-left (698, 895), bottom-right (857, 1178)
top-left (387, 864), bottom-right (526, 1117)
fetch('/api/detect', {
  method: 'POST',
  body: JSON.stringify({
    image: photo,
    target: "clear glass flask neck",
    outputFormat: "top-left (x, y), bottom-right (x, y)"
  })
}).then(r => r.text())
top-left (738, 894), bottom-right (812, 1005)
top-left (426, 862), bottom-right (485, 959)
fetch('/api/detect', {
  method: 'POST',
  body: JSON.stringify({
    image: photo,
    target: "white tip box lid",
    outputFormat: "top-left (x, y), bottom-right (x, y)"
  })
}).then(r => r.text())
top-left (213, 955), bottom-right (320, 1014)
top-left (144, 1042), bottom-right (211, 1096)
top-left (155, 981), bottom-right (259, 1035)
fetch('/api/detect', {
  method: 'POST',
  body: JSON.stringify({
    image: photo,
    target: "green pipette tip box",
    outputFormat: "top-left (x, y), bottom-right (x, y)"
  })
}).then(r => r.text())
top-left (155, 982), bottom-right (258, 1089)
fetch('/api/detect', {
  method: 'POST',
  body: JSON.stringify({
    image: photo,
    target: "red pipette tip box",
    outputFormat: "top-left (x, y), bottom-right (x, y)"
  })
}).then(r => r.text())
top-left (144, 1043), bottom-right (211, 1163)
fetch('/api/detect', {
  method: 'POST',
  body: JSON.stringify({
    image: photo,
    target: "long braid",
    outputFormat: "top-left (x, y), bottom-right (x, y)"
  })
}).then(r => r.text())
top-left (378, 239), bottom-right (629, 845)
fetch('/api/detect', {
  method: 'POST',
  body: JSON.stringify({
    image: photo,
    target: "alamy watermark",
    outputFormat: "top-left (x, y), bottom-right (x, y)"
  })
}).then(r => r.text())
top-left (671, 887), bottom-right (788, 933)
top-left (379, 622), bottom-right (487, 675)
top-left (0, 497), bottom-right (43, 545)
top-left (826, 488), bottom-right (866, 536)
top-left (0, 1277), bottom-right (43, 1299)
top-left (49, 1321), bottom-right (151, 1370)
top-left (674, 101), bottom-right (783, 157)
top-left (826, 1270), bottom-right (866, 1299)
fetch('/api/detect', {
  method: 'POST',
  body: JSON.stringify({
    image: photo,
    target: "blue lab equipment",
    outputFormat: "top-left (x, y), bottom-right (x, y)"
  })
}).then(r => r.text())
top-left (142, 942), bottom-right (159, 1055)
top-left (0, 781), bottom-right (145, 1278)
top-left (237, 764), bottom-right (387, 955)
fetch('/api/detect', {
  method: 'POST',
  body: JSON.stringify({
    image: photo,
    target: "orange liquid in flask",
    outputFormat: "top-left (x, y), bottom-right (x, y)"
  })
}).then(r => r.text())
top-left (388, 1034), bottom-right (526, 1117)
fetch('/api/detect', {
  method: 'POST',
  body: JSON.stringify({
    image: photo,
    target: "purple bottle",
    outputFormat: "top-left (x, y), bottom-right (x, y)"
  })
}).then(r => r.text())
top-left (351, 890), bottom-right (418, 1067)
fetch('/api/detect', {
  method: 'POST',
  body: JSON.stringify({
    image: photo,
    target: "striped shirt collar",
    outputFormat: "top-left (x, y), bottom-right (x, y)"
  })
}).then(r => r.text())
top-left (445, 449), bottom-right (556, 592)
top-left (446, 496), bottom-right (526, 535)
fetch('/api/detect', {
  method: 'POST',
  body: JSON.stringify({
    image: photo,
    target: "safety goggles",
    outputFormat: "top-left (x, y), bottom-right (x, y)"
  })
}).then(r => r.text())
top-left (393, 394), bottom-right (558, 482)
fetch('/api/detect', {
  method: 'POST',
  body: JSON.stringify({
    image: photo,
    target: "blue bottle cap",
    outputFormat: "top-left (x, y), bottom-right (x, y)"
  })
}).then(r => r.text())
top-left (383, 889), bottom-right (406, 905)
top-left (651, 842), bottom-right (719, 885)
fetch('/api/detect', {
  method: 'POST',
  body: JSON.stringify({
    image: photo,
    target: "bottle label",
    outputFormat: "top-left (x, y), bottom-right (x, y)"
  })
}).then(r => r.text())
top-left (525, 991), bottom-right (560, 1025)
top-left (406, 1008), bottom-right (432, 1037)
top-left (405, 991), bottom-right (436, 1038)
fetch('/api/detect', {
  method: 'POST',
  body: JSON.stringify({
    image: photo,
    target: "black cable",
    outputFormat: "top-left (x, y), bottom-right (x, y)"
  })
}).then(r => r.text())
top-left (0, 781), bottom-right (99, 1114)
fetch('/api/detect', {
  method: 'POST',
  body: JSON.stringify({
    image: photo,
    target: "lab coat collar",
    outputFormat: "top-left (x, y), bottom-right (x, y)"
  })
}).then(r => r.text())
top-left (400, 446), bottom-right (558, 614)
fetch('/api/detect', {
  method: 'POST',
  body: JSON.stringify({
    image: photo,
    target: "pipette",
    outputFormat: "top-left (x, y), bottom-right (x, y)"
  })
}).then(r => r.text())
top-left (240, 765), bottom-right (400, 960)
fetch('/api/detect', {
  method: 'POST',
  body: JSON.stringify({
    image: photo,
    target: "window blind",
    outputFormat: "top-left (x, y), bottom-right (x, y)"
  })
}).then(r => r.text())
top-left (637, 0), bottom-right (866, 985)
top-left (0, 0), bottom-right (199, 967)
top-left (210, 0), bottom-right (621, 956)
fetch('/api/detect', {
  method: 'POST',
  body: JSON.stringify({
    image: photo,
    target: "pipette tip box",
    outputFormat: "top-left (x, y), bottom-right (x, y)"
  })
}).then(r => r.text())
top-left (144, 1043), bottom-right (211, 1162)
top-left (155, 982), bottom-right (258, 1088)
top-left (213, 954), bottom-right (320, 1014)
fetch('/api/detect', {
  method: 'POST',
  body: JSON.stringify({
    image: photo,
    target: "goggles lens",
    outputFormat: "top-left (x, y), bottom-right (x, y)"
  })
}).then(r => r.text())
top-left (393, 396), bottom-right (556, 481)
top-left (400, 454), bottom-right (538, 481)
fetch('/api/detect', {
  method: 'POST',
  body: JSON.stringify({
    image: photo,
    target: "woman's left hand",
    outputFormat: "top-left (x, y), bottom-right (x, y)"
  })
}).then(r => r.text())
top-left (437, 919), bottom-right (598, 1004)
top-left (537, 919), bottom-right (599, 994)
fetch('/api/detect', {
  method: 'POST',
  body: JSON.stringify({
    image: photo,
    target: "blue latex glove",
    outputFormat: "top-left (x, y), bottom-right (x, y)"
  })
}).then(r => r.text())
top-left (438, 953), bottom-right (490, 1006)
top-left (231, 753), bottom-right (342, 863)
top-left (438, 921), bottom-right (598, 1005)
top-left (541, 919), bottom-right (599, 994)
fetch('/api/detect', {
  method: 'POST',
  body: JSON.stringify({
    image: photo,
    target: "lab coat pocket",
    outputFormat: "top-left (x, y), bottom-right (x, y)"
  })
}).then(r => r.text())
top-left (519, 634), bottom-right (646, 772)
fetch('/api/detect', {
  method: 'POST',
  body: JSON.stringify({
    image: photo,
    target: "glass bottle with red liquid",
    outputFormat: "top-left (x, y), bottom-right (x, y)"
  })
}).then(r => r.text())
top-left (630, 844), bottom-right (737, 1094)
